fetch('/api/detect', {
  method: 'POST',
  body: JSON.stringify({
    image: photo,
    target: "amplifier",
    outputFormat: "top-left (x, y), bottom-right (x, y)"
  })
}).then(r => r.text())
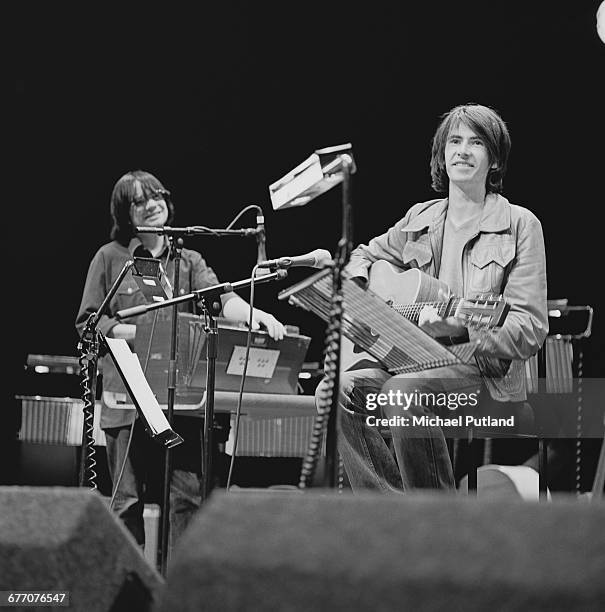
top-left (16, 396), bottom-right (106, 446)
top-left (15, 394), bottom-right (322, 457)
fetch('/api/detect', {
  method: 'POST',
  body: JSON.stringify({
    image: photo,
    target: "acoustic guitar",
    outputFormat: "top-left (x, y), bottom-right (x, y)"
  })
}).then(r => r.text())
top-left (341, 260), bottom-right (510, 372)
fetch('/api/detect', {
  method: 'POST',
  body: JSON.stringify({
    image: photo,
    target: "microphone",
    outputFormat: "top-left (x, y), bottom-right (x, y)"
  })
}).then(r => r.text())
top-left (255, 212), bottom-right (270, 276)
top-left (257, 248), bottom-right (333, 270)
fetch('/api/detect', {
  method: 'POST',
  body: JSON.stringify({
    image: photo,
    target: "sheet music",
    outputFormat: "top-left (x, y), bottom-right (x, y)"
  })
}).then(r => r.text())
top-left (104, 337), bottom-right (175, 436)
top-left (226, 346), bottom-right (280, 378)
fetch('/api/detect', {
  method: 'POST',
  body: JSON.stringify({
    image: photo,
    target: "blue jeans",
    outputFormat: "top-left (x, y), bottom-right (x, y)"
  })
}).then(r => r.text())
top-left (104, 418), bottom-right (203, 559)
top-left (318, 363), bottom-right (483, 492)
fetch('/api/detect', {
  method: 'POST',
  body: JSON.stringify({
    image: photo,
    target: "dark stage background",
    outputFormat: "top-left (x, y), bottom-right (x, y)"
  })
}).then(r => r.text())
top-left (9, 2), bottom-right (605, 406)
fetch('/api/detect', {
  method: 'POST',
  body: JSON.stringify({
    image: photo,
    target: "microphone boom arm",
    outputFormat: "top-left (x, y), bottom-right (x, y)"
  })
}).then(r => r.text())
top-left (115, 270), bottom-right (288, 320)
top-left (136, 226), bottom-right (262, 237)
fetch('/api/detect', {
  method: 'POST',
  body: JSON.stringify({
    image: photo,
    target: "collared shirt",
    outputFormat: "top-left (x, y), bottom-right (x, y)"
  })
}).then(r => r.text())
top-left (76, 239), bottom-right (236, 428)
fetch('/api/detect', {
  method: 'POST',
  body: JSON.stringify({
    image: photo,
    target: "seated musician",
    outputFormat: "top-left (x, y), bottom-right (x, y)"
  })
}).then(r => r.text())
top-left (323, 103), bottom-right (548, 491)
top-left (76, 170), bottom-right (285, 553)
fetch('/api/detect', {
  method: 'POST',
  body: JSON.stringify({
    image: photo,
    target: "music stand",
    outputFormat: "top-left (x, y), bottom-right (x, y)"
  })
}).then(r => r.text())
top-left (103, 336), bottom-right (183, 447)
top-left (269, 143), bottom-right (356, 487)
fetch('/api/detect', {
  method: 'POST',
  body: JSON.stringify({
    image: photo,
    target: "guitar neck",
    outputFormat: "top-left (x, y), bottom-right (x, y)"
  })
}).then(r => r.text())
top-left (392, 298), bottom-right (459, 323)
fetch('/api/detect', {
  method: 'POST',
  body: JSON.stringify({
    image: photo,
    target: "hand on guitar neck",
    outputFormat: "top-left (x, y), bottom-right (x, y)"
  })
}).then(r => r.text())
top-left (417, 288), bottom-right (468, 340)
top-left (280, 259), bottom-right (510, 374)
top-left (363, 260), bottom-right (509, 334)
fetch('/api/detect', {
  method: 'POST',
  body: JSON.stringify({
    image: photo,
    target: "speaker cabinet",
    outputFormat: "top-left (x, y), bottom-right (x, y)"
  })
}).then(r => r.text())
top-left (0, 487), bottom-right (163, 611)
top-left (160, 490), bottom-right (605, 611)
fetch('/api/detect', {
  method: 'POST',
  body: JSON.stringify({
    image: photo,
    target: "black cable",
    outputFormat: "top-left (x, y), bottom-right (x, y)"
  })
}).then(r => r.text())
top-left (226, 264), bottom-right (259, 490)
top-left (221, 204), bottom-right (263, 490)
top-left (188, 226), bottom-right (221, 236)
top-left (77, 317), bottom-right (99, 489)
top-left (225, 204), bottom-right (263, 230)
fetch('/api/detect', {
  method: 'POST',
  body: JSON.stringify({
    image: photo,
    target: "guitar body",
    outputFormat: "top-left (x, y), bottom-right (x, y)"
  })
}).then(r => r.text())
top-left (340, 262), bottom-right (451, 372)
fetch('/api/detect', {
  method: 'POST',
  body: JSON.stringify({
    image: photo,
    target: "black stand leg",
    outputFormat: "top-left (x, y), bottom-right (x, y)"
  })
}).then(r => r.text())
top-left (467, 430), bottom-right (477, 494)
top-left (159, 238), bottom-right (182, 576)
top-left (325, 389), bottom-right (339, 488)
top-left (202, 312), bottom-right (220, 501)
top-left (536, 341), bottom-right (548, 501)
top-left (325, 156), bottom-right (354, 488)
top-left (539, 437), bottom-right (548, 499)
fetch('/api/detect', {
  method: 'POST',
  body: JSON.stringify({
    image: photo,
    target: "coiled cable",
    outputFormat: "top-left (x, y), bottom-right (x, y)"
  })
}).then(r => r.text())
top-left (298, 262), bottom-right (345, 489)
top-left (77, 315), bottom-right (99, 489)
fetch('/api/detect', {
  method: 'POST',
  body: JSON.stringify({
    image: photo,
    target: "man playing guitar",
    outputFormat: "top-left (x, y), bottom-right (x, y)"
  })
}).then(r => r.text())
top-left (322, 103), bottom-right (548, 491)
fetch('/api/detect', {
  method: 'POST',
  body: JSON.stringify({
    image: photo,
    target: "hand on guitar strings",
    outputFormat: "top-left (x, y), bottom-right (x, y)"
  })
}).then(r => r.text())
top-left (418, 288), bottom-right (467, 340)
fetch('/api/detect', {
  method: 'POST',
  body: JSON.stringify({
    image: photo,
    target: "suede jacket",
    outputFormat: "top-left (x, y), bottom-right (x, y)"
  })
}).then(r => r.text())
top-left (346, 194), bottom-right (548, 401)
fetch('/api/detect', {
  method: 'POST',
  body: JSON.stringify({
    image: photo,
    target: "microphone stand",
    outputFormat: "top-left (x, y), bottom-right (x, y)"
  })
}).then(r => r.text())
top-left (115, 270), bottom-right (287, 569)
top-left (135, 223), bottom-right (263, 571)
top-left (157, 235), bottom-right (182, 575)
top-left (324, 155), bottom-right (355, 488)
top-left (77, 259), bottom-right (135, 489)
top-left (255, 212), bottom-right (271, 277)
top-left (267, 144), bottom-right (356, 490)
top-left (269, 143), bottom-right (356, 488)
top-left (199, 296), bottom-right (222, 501)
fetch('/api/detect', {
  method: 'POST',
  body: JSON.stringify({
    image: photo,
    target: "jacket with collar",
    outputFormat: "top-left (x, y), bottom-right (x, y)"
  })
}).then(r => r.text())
top-left (75, 238), bottom-right (237, 428)
top-left (346, 194), bottom-right (548, 401)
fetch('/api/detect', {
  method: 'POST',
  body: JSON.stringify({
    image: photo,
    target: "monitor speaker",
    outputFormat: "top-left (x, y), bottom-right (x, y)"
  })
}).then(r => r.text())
top-left (0, 487), bottom-right (163, 611)
top-left (159, 489), bottom-right (605, 611)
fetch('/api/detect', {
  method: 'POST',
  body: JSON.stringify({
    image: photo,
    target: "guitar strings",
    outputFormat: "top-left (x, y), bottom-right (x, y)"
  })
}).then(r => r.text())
top-left (314, 278), bottom-right (440, 368)
top-left (288, 288), bottom-right (406, 369)
top-left (340, 280), bottom-right (453, 366)
top-left (391, 299), bottom-right (459, 322)
top-left (291, 293), bottom-right (410, 370)
top-left (292, 273), bottom-right (443, 369)
top-left (294, 276), bottom-right (458, 372)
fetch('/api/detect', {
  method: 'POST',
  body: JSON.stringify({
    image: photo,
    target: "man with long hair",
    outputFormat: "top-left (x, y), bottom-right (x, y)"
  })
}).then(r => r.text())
top-left (326, 104), bottom-right (548, 491)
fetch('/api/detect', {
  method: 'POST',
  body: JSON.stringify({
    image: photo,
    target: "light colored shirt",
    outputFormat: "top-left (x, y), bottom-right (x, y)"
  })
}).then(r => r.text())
top-left (438, 212), bottom-right (481, 296)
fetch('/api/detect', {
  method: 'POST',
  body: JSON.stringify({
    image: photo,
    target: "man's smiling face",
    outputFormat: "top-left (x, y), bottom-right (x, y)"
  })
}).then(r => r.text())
top-left (445, 122), bottom-right (492, 191)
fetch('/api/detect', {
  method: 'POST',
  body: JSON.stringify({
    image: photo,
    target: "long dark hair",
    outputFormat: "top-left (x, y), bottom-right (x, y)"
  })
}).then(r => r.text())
top-left (430, 103), bottom-right (511, 194)
top-left (109, 170), bottom-right (175, 244)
